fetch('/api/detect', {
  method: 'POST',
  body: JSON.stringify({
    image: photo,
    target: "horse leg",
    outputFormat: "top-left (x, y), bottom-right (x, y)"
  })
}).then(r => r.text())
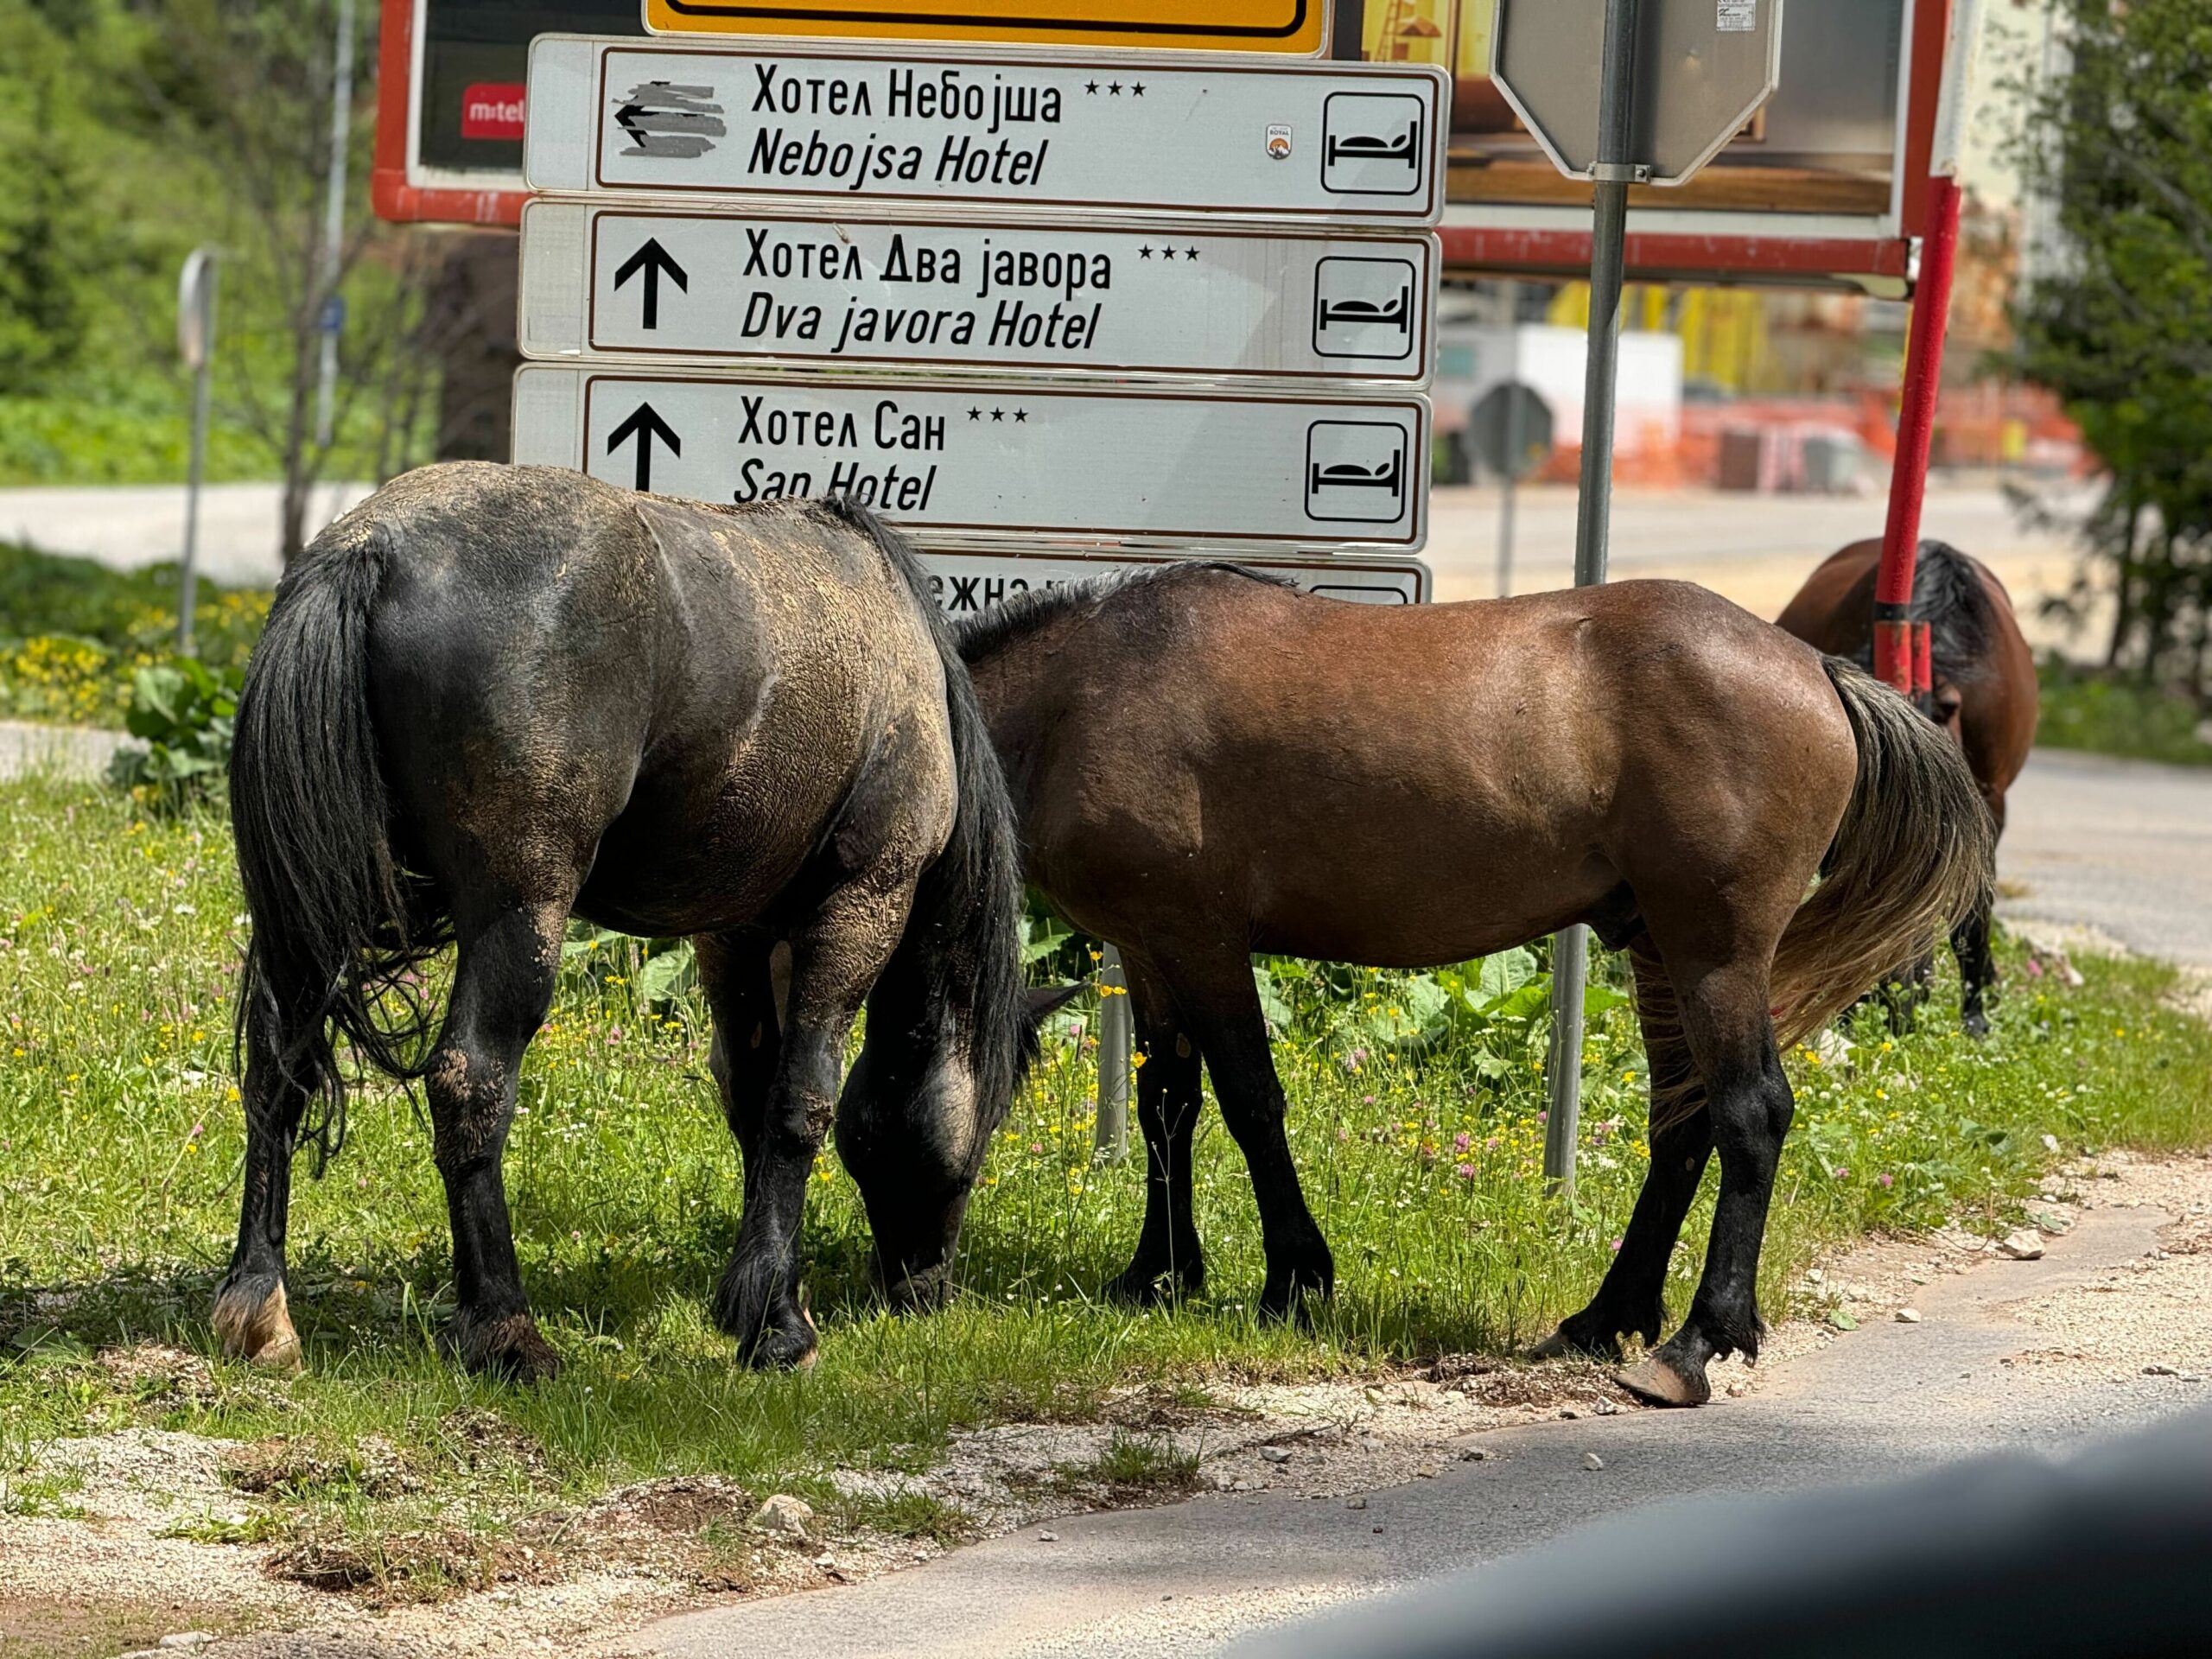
top-left (715, 879), bottom-right (906, 1369)
top-left (212, 986), bottom-right (319, 1369)
top-left (696, 932), bottom-right (783, 1179)
top-left (1105, 957), bottom-right (1206, 1305)
top-left (1953, 893), bottom-right (1995, 1038)
top-left (1534, 944), bottom-right (1713, 1361)
top-left (426, 902), bottom-right (566, 1382)
top-left (1179, 957), bottom-right (1332, 1319)
top-left (1619, 957), bottom-right (1796, 1409)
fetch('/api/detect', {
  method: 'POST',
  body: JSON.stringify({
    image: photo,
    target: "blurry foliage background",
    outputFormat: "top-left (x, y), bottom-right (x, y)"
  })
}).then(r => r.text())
top-left (0, 0), bottom-right (440, 528)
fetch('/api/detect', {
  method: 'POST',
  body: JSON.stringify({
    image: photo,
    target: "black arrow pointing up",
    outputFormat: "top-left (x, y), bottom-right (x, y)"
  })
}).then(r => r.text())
top-left (613, 237), bottom-right (688, 330)
top-left (607, 402), bottom-right (679, 493)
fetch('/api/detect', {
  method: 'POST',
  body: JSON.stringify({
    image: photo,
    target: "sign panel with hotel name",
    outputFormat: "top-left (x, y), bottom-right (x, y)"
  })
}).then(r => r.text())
top-left (518, 200), bottom-right (1438, 381)
top-left (511, 366), bottom-right (1430, 550)
top-left (524, 39), bottom-right (1448, 222)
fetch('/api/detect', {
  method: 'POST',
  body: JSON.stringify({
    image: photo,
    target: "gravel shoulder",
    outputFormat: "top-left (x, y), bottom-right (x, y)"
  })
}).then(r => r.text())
top-left (10, 1152), bottom-right (2209, 1659)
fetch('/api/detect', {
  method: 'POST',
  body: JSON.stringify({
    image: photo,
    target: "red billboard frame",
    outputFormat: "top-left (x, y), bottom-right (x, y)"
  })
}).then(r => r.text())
top-left (372, 0), bottom-right (531, 226)
top-left (377, 0), bottom-right (1955, 281)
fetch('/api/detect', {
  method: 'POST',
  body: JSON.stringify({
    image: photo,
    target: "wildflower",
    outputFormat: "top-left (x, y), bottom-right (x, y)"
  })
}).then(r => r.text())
top-left (1878, 1173), bottom-right (1894, 1189)
top-left (1455, 1162), bottom-right (1476, 1180)
top-left (1832, 1166), bottom-right (1850, 1180)
top-left (1131, 1052), bottom-right (1147, 1070)
top-left (1609, 1237), bottom-right (1624, 1253)
top-left (1536, 1109), bottom-right (1548, 1124)
top-left (1452, 1131), bottom-right (1471, 1154)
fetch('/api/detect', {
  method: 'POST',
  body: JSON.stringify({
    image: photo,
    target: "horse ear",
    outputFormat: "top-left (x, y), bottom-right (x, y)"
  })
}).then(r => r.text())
top-left (1025, 984), bottom-right (1086, 1028)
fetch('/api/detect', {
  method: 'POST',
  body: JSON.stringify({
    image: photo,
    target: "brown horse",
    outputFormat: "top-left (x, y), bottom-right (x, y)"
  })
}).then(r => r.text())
top-left (1776, 539), bottom-right (2038, 1033)
top-left (962, 567), bottom-right (1993, 1406)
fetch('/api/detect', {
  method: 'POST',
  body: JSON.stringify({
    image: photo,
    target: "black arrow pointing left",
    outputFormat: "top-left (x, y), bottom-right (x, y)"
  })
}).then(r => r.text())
top-left (613, 237), bottom-right (688, 330)
top-left (607, 402), bottom-right (679, 493)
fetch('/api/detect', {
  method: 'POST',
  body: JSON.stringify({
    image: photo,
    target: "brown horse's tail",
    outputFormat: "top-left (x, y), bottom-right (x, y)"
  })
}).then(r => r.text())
top-left (1766, 658), bottom-right (1995, 1052)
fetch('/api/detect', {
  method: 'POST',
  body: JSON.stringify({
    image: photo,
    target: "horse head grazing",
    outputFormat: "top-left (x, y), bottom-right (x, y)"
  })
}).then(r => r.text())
top-left (819, 499), bottom-right (1039, 1311)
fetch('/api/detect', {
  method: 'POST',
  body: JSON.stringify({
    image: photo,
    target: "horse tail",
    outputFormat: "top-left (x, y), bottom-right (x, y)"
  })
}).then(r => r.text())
top-left (811, 496), bottom-right (1033, 1169)
top-left (230, 514), bottom-right (446, 1171)
top-left (1765, 658), bottom-right (1995, 1052)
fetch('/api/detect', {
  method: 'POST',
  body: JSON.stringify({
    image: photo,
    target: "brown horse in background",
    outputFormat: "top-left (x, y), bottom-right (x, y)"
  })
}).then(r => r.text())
top-left (1777, 539), bottom-right (2038, 1033)
top-left (962, 568), bottom-right (1993, 1407)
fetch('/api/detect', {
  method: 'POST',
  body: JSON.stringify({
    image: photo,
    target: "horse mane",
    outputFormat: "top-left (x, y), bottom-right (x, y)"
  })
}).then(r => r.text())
top-left (953, 561), bottom-right (1294, 666)
top-left (1911, 540), bottom-right (1994, 674)
top-left (807, 495), bottom-right (1036, 1161)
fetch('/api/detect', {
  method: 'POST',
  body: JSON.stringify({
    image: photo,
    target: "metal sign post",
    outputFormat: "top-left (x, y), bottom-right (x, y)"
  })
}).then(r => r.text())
top-left (1468, 378), bottom-right (1552, 597)
top-left (1492, 0), bottom-right (1784, 1199)
top-left (1875, 0), bottom-right (1982, 702)
top-left (1094, 944), bottom-right (1131, 1164)
top-left (175, 249), bottom-right (219, 658)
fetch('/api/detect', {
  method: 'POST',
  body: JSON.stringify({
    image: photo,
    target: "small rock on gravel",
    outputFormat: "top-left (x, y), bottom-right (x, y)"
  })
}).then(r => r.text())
top-left (1035, 1530), bottom-right (1058, 1542)
top-left (1461, 1447), bottom-right (1491, 1462)
top-left (2000, 1230), bottom-right (2047, 1261)
top-left (748, 1493), bottom-right (815, 1538)
top-left (160, 1639), bottom-right (217, 1651)
top-left (1346, 1497), bottom-right (1368, 1510)
top-left (2144, 1363), bottom-right (2180, 1377)
top-left (1258, 1446), bottom-right (1293, 1465)
top-left (1582, 1452), bottom-right (1605, 1472)
top-left (1896, 1308), bottom-right (1923, 1324)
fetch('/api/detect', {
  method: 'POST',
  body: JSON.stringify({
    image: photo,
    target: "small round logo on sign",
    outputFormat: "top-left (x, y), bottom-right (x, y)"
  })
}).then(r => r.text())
top-left (1266, 123), bottom-right (1293, 161)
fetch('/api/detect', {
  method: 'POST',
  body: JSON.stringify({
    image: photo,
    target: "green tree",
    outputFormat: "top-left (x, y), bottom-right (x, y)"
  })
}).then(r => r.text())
top-left (2012, 0), bottom-right (2212, 695)
top-left (0, 3), bottom-right (105, 392)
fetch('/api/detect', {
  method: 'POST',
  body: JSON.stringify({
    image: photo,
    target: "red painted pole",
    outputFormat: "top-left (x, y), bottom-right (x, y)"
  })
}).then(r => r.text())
top-left (1875, 172), bottom-right (1964, 697)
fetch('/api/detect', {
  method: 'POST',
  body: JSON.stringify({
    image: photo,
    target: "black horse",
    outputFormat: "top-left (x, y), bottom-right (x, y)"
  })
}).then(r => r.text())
top-left (216, 464), bottom-right (1040, 1378)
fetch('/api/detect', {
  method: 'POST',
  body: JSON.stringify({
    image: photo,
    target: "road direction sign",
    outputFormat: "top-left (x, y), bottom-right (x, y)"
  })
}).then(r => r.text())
top-left (524, 38), bottom-right (1448, 223)
top-left (512, 366), bottom-right (1429, 549)
top-left (917, 547), bottom-right (1430, 619)
top-left (1468, 381), bottom-right (1553, 480)
top-left (642, 0), bottom-right (1328, 55)
top-left (1491, 0), bottom-right (1785, 186)
top-left (518, 200), bottom-right (1439, 383)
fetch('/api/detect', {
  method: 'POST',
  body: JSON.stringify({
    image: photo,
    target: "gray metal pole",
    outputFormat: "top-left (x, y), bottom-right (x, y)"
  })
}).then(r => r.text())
top-left (1544, 0), bottom-right (1643, 1199)
top-left (179, 357), bottom-right (211, 657)
top-left (314, 0), bottom-right (356, 450)
top-left (1094, 944), bottom-right (1131, 1165)
top-left (178, 259), bottom-right (217, 658)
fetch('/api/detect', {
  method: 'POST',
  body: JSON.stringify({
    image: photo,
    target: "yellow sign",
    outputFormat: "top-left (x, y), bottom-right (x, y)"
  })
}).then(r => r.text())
top-left (642, 0), bottom-right (1326, 54)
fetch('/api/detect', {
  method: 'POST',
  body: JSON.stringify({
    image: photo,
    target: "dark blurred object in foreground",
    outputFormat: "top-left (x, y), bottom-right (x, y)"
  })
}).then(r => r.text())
top-left (1243, 1408), bottom-right (2212, 1659)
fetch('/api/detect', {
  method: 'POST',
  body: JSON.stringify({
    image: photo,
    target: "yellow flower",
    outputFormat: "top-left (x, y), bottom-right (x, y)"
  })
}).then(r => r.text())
top-left (1131, 1052), bottom-right (1147, 1069)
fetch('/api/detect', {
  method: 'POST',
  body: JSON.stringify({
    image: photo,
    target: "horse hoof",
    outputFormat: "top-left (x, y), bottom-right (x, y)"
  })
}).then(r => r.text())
top-left (733, 1288), bottom-right (820, 1372)
top-left (442, 1313), bottom-right (565, 1384)
top-left (883, 1264), bottom-right (953, 1313)
top-left (1529, 1325), bottom-right (1619, 1363)
top-left (1105, 1262), bottom-right (1200, 1307)
top-left (1618, 1352), bottom-right (1710, 1408)
top-left (212, 1274), bottom-right (303, 1372)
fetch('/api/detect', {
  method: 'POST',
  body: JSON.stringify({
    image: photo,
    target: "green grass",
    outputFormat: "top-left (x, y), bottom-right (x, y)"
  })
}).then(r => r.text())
top-left (2, 772), bottom-right (2209, 1584)
top-left (2037, 655), bottom-right (2212, 767)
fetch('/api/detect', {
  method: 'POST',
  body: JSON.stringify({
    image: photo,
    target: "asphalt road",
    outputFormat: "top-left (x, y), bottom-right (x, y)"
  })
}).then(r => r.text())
top-left (1, 478), bottom-right (2095, 654)
top-left (643, 1198), bottom-right (2202, 1659)
top-left (1997, 750), bottom-right (2212, 969)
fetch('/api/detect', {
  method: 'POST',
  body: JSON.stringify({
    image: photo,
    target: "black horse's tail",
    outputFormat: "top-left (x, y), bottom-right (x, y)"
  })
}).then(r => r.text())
top-left (811, 496), bottom-right (1034, 1171)
top-left (230, 515), bottom-right (445, 1170)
